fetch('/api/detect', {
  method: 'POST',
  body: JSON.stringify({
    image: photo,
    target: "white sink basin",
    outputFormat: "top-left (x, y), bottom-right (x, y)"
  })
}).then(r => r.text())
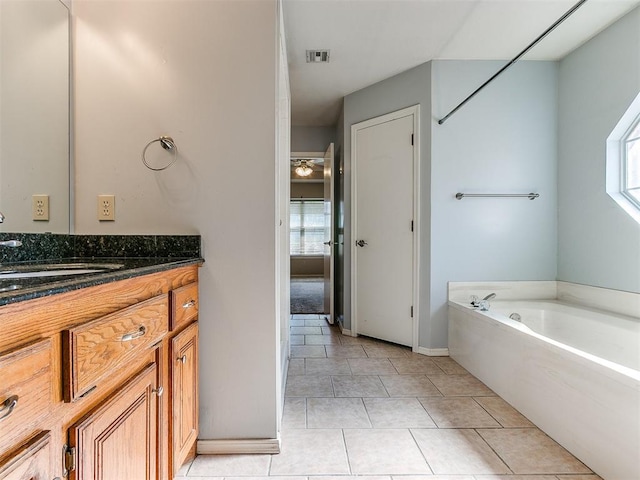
top-left (0, 269), bottom-right (107, 279)
top-left (0, 262), bottom-right (123, 280)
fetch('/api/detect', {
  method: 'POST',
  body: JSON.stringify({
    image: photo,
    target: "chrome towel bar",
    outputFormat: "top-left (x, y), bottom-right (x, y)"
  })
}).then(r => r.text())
top-left (455, 192), bottom-right (539, 200)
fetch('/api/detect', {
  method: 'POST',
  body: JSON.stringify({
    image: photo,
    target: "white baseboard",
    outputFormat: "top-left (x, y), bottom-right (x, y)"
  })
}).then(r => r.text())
top-left (339, 326), bottom-right (353, 336)
top-left (415, 346), bottom-right (449, 357)
top-left (197, 438), bottom-right (281, 455)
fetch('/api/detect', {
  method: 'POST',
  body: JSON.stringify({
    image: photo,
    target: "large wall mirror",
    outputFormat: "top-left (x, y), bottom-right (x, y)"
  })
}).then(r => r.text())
top-left (0, 0), bottom-right (70, 233)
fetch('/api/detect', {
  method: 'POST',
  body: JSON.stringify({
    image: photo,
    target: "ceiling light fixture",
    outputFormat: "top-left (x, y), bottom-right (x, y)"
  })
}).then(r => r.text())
top-left (294, 160), bottom-right (314, 177)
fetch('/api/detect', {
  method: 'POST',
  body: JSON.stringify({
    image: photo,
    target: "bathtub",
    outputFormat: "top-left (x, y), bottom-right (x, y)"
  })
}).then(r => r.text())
top-left (448, 282), bottom-right (640, 480)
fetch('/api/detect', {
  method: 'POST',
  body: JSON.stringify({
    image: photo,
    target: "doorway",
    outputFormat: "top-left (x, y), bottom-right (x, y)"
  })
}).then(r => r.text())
top-left (351, 106), bottom-right (420, 348)
top-left (290, 145), bottom-right (334, 317)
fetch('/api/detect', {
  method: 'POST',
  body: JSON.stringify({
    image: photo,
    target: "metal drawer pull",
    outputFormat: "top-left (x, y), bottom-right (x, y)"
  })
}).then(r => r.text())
top-left (177, 354), bottom-right (187, 364)
top-left (183, 299), bottom-right (196, 309)
top-left (121, 325), bottom-right (147, 342)
top-left (0, 395), bottom-right (18, 421)
top-left (153, 386), bottom-right (164, 397)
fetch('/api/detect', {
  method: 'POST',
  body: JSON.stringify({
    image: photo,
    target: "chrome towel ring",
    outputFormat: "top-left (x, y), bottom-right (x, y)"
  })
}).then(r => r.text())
top-left (142, 136), bottom-right (178, 171)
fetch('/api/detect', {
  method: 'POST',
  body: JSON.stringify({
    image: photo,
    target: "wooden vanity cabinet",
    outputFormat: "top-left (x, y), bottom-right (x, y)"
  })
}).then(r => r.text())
top-left (0, 264), bottom-right (200, 480)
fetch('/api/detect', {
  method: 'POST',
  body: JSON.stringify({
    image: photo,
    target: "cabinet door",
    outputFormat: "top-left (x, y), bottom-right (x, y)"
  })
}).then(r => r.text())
top-left (171, 322), bottom-right (198, 474)
top-left (68, 364), bottom-right (158, 480)
top-left (0, 431), bottom-right (53, 480)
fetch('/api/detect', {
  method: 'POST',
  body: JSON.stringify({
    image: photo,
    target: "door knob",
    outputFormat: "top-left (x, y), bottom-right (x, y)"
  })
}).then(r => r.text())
top-left (323, 241), bottom-right (333, 246)
top-left (356, 240), bottom-right (368, 247)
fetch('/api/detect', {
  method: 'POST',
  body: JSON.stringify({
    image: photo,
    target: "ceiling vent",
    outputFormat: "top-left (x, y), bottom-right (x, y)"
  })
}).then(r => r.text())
top-left (306, 50), bottom-right (330, 63)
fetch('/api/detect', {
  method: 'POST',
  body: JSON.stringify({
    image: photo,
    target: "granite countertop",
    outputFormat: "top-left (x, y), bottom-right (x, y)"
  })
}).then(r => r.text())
top-left (0, 233), bottom-right (203, 306)
top-left (0, 256), bottom-right (203, 306)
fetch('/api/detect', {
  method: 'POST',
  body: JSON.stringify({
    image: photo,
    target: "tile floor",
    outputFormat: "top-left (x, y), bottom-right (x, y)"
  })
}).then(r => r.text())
top-left (175, 314), bottom-right (601, 480)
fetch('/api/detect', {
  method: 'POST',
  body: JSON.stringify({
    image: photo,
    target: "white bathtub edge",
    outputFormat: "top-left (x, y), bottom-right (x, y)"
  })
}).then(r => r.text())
top-left (448, 302), bottom-right (640, 480)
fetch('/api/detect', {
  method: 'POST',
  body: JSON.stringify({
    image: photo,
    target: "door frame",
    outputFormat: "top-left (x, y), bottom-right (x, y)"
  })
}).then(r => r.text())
top-left (323, 143), bottom-right (335, 324)
top-left (350, 104), bottom-right (421, 351)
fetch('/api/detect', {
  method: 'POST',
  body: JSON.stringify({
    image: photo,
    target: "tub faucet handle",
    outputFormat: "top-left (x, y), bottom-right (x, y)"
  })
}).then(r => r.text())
top-left (478, 300), bottom-right (490, 311)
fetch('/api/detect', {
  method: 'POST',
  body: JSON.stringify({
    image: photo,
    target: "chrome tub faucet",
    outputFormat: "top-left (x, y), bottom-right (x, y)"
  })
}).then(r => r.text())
top-left (470, 292), bottom-right (496, 310)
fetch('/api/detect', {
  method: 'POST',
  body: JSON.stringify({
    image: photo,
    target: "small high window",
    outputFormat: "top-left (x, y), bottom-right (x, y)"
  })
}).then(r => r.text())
top-left (622, 116), bottom-right (640, 208)
top-left (606, 93), bottom-right (640, 223)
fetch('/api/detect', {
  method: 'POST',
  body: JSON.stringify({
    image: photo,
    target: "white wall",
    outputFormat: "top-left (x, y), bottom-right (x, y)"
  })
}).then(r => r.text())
top-left (74, 0), bottom-right (281, 441)
top-left (342, 62), bottom-right (432, 336)
top-left (558, 6), bottom-right (640, 293)
top-left (430, 60), bottom-right (558, 349)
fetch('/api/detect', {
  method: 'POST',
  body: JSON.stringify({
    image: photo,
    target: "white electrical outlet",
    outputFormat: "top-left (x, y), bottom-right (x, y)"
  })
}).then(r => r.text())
top-left (98, 195), bottom-right (115, 221)
top-left (32, 194), bottom-right (50, 221)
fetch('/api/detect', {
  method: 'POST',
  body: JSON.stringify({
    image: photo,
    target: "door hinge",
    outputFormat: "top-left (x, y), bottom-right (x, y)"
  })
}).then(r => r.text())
top-left (411, 306), bottom-right (414, 318)
top-left (63, 444), bottom-right (76, 476)
top-left (411, 134), bottom-right (414, 146)
top-left (411, 220), bottom-right (414, 232)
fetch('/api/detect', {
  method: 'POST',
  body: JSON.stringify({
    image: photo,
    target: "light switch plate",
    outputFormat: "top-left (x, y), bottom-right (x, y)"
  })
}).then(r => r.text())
top-left (32, 194), bottom-right (49, 221)
top-left (98, 195), bottom-right (115, 221)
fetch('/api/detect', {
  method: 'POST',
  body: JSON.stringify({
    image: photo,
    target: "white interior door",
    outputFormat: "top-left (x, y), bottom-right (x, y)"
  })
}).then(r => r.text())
top-left (323, 143), bottom-right (335, 324)
top-left (352, 110), bottom-right (416, 347)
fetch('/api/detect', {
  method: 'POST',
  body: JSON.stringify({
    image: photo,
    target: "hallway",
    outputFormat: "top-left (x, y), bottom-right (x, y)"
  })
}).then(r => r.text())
top-left (175, 314), bottom-right (600, 479)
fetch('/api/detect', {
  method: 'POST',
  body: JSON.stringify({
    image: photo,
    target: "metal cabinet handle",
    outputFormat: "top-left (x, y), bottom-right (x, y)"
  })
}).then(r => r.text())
top-left (152, 386), bottom-right (164, 397)
top-left (183, 299), bottom-right (196, 309)
top-left (356, 239), bottom-right (368, 247)
top-left (0, 395), bottom-right (18, 421)
top-left (121, 325), bottom-right (146, 342)
top-left (177, 354), bottom-right (187, 364)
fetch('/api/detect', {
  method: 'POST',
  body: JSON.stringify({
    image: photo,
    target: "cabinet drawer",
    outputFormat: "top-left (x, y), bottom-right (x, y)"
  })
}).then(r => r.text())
top-left (171, 283), bottom-right (198, 331)
top-left (0, 431), bottom-right (52, 480)
top-left (0, 339), bottom-right (52, 455)
top-left (63, 295), bottom-right (168, 402)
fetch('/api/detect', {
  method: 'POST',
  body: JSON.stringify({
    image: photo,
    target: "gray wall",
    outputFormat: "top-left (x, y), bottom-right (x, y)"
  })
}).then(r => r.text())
top-left (558, 6), bottom-right (640, 293)
top-left (341, 60), bottom-right (558, 350)
top-left (0, 0), bottom-right (69, 233)
top-left (342, 62), bottom-right (432, 335)
top-left (430, 60), bottom-right (558, 348)
top-left (291, 126), bottom-right (335, 152)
